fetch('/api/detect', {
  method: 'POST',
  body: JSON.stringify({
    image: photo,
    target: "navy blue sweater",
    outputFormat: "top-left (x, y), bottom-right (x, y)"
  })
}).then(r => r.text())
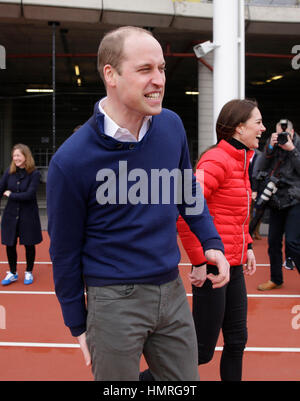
top-left (47, 102), bottom-right (224, 336)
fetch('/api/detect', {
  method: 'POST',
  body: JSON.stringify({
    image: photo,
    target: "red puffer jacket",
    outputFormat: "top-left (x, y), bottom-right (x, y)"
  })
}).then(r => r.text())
top-left (178, 140), bottom-right (253, 266)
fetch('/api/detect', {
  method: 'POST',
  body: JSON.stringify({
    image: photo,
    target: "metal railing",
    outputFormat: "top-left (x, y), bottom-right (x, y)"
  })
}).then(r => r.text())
top-left (33, 148), bottom-right (53, 169)
top-left (32, 148), bottom-right (54, 183)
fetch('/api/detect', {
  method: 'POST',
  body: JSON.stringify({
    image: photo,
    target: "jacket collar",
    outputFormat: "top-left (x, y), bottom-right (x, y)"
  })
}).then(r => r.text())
top-left (218, 139), bottom-right (254, 162)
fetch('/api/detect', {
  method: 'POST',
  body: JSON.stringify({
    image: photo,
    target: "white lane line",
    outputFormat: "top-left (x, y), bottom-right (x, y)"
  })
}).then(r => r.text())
top-left (216, 347), bottom-right (300, 353)
top-left (0, 291), bottom-right (55, 295)
top-left (0, 342), bottom-right (79, 348)
top-left (0, 261), bottom-right (51, 265)
top-left (0, 342), bottom-right (299, 353)
top-left (247, 294), bottom-right (300, 298)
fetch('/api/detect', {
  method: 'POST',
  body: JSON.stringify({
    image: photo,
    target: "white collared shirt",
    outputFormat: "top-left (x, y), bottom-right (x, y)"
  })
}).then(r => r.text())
top-left (99, 98), bottom-right (151, 143)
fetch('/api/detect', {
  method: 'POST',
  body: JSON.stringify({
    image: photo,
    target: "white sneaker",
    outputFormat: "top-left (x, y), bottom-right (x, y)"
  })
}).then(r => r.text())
top-left (1, 271), bottom-right (18, 286)
top-left (283, 257), bottom-right (295, 271)
top-left (24, 271), bottom-right (33, 285)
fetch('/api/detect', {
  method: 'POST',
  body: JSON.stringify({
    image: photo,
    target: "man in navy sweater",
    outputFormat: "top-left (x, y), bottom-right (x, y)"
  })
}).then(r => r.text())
top-left (47, 26), bottom-right (229, 381)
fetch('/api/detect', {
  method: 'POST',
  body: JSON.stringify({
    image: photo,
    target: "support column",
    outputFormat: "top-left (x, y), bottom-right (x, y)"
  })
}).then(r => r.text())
top-left (213, 0), bottom-right (245, 132)
top-left (197, 53), bottom-right (214, 156)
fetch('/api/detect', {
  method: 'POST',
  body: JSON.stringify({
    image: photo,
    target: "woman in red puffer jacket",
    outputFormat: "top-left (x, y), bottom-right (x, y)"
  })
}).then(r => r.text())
top-left (178, 98), bottom-right (266, 381)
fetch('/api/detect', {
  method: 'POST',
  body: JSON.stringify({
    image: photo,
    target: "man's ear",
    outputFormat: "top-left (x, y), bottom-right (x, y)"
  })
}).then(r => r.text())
top-left (103, 64), bottom-right (117, 88)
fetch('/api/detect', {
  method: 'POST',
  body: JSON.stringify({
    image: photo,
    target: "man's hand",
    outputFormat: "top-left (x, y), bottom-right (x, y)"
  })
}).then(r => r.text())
top-left (269, 132), bottom-right (278, 148)
top-left (279, 134), bottom-right (295, 151)
top-left (204, 249), bottom-right (230, 289)
top-left (244, 249), bottom-right (256, 276)
top-left (270, 132), bottom-right (295, 151)
top-left (189, 265), bottom-right (207, 287)
top-left (77, 332), bottom-right (91, 366)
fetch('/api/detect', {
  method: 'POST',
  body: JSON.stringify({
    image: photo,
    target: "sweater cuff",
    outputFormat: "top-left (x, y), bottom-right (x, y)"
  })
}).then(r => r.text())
top-left (202, 238), bottom-right (225, 254)
top-left (193, 262), bottom-right (206, 268)
top-left (247, 243), bottom-right (253, 250)
top-left (70, 324), bottom-right (86, 337)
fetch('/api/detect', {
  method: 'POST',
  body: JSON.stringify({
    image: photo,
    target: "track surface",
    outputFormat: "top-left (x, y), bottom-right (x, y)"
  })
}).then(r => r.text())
top-left (0, 233), bottom-right (299, 381)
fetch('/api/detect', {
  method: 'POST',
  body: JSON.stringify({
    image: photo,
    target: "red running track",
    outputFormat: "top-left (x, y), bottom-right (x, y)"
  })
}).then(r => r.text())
top-left (0, 232), bottom-right (299, 381)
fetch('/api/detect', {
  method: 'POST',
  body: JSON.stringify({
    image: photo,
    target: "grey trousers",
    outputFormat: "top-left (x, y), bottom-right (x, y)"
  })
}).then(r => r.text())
top-left (86, 276), bottom-right (199, 381)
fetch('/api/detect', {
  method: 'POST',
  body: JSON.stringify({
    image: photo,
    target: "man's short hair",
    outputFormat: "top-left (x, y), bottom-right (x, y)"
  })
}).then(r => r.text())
top-left (97, 26), bottom-right (153, 84)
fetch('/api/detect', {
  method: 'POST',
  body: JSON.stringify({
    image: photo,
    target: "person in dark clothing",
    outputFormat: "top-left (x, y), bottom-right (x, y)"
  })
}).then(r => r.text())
top-left (0, 144), bottom-right (42, 285)
top-left (249, 149), bottom-right (263, 239)
top-left (257, 120), bottom-right (300, 290)
top-left (47, 26), bottom-right (230, 381)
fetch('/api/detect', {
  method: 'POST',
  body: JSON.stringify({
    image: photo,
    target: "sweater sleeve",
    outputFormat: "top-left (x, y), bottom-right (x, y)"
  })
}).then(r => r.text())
top-left (47, 159), bottom-right (87, 337)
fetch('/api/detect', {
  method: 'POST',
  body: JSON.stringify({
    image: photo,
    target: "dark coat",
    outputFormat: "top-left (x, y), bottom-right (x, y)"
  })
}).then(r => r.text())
top-left (257, 133), bottom-right (300, 209)
top-left (0, 168), bottom-right (42, 246)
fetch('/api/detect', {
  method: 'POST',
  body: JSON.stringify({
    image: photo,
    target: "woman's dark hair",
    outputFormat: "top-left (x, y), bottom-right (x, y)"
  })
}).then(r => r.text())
top-left (194, 98), bottom-right (258, 169)
top-left (216, 98), bottom-right (258, 143)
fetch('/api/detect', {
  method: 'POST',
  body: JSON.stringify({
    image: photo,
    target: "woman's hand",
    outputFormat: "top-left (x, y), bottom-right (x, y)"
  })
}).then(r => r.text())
top-left (189, 265), bottom-right (207, 287)
top-left (4, 190), bottom-right (11, 197)
top-left (244, 249), bottom-right (256, 276)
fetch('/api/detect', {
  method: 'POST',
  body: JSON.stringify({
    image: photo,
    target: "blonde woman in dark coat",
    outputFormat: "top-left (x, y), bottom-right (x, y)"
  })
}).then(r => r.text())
top-left (0, 144), bottom-right (42, 285)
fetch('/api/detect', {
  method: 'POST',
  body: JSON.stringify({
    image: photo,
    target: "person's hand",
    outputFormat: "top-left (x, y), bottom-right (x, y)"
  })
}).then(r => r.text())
top-left (77, 332), bottom-right (91, 366)
top-left (271, 131), bottom-right (295, 151)
top-left (269, 132), bottom-right (278, 148)
top-left (189, 265), bottom-right (207, 287)
top-left (4, 190), bottom-right (11, 197)
top-left (244, 249), bottom-right (256, 276)
top-left (204, 249), bottom-right (230, 289)
top-left (252, 191), bottom-right (257, 201)
top-left (279, 134), bottom-right (295, 151)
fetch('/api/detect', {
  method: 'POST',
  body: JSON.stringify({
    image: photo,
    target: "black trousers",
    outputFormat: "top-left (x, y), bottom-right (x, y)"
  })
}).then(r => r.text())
top-left (5, 221), bottom-right (36, 274)
top-left (192, 265), bottom-right (248, 381)
top-left (268, 203), bottom-right (300, 285)
top-left (6, 244), bottom-right (35, 274)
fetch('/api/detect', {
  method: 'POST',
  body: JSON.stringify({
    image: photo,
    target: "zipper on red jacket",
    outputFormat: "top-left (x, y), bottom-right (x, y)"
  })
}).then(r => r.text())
top-left (241, 150), bottom-right (250, 264)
